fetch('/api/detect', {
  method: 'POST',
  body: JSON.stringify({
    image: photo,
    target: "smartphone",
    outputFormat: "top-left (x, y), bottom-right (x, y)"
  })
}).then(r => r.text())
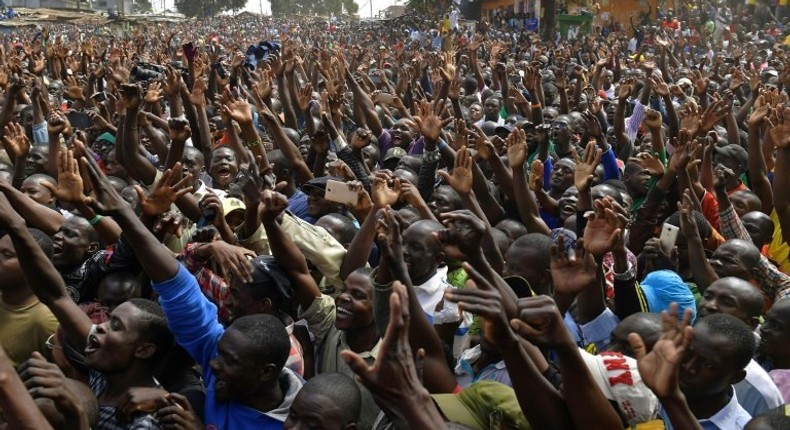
top-left (325, 180), bottom-right (359, 207)
top-left (659, 223), bottom-right (680, 256)
top-left (67, 111), bottom-right (93, 129)
top-left (376, 93), bottom-right (394, 104)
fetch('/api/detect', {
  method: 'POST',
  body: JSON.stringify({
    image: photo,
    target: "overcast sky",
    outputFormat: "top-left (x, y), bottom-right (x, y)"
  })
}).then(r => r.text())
top-left (154, 0), bottom-right (400, 18)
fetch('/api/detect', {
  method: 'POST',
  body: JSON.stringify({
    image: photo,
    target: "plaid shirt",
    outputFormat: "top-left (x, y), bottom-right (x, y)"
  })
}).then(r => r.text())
top-left (718, 205), bottom-right (790, 303)
top-left (177, 243), bottom-right (230, 323)
top-left (90, 371), bottom-right (160, 430)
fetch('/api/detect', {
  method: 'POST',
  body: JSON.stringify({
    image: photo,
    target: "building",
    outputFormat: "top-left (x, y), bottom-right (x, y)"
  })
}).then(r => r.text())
top-left (381, 4), bottom-right (405, 18)
top-left (7, 0), bottom-right (134, 14)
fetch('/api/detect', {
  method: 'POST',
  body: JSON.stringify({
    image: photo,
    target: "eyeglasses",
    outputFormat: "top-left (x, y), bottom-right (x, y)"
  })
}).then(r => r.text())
top-left (45, 334), bottom-right (61, 350)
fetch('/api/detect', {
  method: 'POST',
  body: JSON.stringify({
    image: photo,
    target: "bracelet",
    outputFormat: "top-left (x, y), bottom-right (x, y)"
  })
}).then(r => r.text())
top-left (88, 215), bottom-right (104, 226)
top-left (246, 138), bottom-right (261, 149)
top-left (438, 139), bottom-right (448, 150)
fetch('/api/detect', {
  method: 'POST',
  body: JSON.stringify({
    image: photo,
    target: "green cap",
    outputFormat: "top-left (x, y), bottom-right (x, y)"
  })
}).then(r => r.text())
top-left (432, 381), bottom-right (532, 430)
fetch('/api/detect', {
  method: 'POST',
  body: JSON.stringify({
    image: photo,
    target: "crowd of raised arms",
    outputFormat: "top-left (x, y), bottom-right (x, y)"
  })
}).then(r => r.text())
top-left (8, 1), bottom-right (790, 429)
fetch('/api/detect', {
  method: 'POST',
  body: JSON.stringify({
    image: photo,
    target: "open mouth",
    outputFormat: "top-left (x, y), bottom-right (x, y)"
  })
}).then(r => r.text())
top-left (53, 242), bottom-right (63, 255)
top-left (216, 167), bottom-right (232, 180)
top-left (336, 306), bottom-right (353, 318)
top-left (85, 334), bottom-right (100, 355)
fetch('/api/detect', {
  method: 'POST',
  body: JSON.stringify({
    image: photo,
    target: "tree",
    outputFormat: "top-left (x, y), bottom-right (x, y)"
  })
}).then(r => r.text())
top-left (175, 0), bottom-right (246, 18)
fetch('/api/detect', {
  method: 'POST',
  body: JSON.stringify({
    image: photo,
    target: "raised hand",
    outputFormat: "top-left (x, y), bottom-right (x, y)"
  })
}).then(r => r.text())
top-left (47, 111), bottom-right (73, 136)
top-left (506, 127), bottom-right (528, 169)
top-left (677, 189), bottom-right (700, 240)
top-left (412, 100), bottom-right (451, 142)
top-left (81, 152), bottom-right (129, 216)
top-left (296, 83), bottom-right (313, 112)
top-left (371, 172), bottom-right (402, 209)
top-left (2, 122), bottom-right (30, 159)
top-left (767, 106), bottom-right (790, 149)
top-left (222, 88), bottom-right (253, 125)
top-left (134, 163), bottom-right (192, 216)
top-left (207, 241), bottom-right (256, 284)
top-left (582, 196), bottom-right (624, 256)
top-left (187, 77), bottom-right (207, 107)
top-left (433, 209), bottom-right (486, 261)
top-left (637, 152), bottom-right (665, 177)
top-left (551, 235), bottom-right (598, 296)
top-left (168, 117), bottom-right (192, 142)
top-left (528, 159), bottom-right (544, 192)
top-left (510, 295), bottom-right (575, 349)
top-left (119, 83), bottom-right (142, 111)
top-left (643, 108), bottom-right (663, 131)
top-left (376, 206), bottom-right (404, 262)
top-left (64, 75), bottom-right (85, 101)
top-left (713, 165), bottom-right (736, 191)
top-left (260, 189), bottom-right (289, 223)
top-left (145, 81), bottom-right (164, 104)
top-left (42, 150), bottom-right (84, 203)
top-left (628, 303), bottom-right (694, 399)
top-left (438, 145), bottom-right (473, 195)
top-left (573, 142), bottom-right (602, 193)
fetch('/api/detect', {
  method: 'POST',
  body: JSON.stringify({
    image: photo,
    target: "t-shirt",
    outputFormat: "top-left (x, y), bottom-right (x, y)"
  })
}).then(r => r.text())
top-left (0, 297), bottom-right (59, 366)
top-left (90, 370), bottom-right (160, 430)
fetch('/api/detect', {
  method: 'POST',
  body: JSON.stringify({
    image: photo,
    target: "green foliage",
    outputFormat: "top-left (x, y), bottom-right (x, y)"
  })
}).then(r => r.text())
top-left (175, 0), bottom-right (247, 18)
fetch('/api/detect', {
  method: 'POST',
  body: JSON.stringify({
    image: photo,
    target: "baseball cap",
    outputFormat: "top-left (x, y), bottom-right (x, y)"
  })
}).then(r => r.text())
top-left (301, 176), bottom-right (342, 194)
top-left (432, 381), bottom-right (532, 429)
top-left (97, 132), bottom-right (117, 146)
top-left (384, 147), bottom-right (407, 162)
top-left (247, 255), bottom-right (293, 306)
top-left (221, 196), bottom-right (246, 217)
top-left (578, 349), bottom-right (660, 426)
top-left (494, 124), bottom-right (514, 135)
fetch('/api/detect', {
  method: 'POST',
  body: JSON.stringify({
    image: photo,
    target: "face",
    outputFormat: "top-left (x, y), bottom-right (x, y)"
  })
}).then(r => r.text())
top-left (334, 272), bottom-right (374, 331)
top-left (284, 391), bottom-right (346, 430)
top-left (759, 301), bottom-right (790, 360)
top-left (84, 302), bottom-right (150, 372)
top-left (469, 103), bottom-right (483, 121)
top-left (209, 147), bottom-right (239, 189)
top-left (225, 280), bottom-right (271, 323)
top-left (680, 324), bottom-right (743, 399)
top-left (209, 328), bottom-right (271, 403)
top-left (504, 247), bottom-right (549, 294)
top-left (698, 280), bottom-right (756, 323)
top-left (307, 188), bottom-right (337, 218)
top-left (557, 186), bottom-right (579, 221)
top-left (98, 276), bottom-right (138, 311)
top-left (182, 149), bottom-right (205, 189)
top-left (361, 146), bottom-right (379, 172)
top-left (730, 191), bottom-right (762, 218)
top-left (20, 178), bottom-right (55, 207)
top-left (104, 149), bottom-right (127, 179)
top-left (708, 242), bottom-right (753, 280)
top-left (402, 223), bottom-right (442, 284)
top-left (484, 98), bottom-right (501, 121)
top-left (0, 235), bottom-right (24, 287)
top-left (25, 147), bottom-right (49, 177)
top-left (741, 212), bottom-right (772, 247)
top-left (427, 187), bottom-right (462, 219)
top-left (52, 218), bottom-right (97, 270)
top-left (624, 166), bottom-right (651, 196)
top-left (390, 119), bottom-right (415, 149)
top-left (550, 159), bottom-right (575, 193)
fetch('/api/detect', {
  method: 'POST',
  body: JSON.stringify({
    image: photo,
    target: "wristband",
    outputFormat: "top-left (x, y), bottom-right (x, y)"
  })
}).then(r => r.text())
top-left (88, 215), bottom-right (104, 226)
top-left (246, 138), bottom-right (261, 149)
top-left (438, 138), bottom-right (448, 150)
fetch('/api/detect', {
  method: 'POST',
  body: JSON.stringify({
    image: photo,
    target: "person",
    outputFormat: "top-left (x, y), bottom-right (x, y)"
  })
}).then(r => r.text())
top-left (284, 373), bottom-right (362, 430)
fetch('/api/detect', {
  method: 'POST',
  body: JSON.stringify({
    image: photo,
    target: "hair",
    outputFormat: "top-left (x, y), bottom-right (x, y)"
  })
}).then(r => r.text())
top-left (495, 218), bottom-right (528, 241)
top-left (695, 313), bottom-right (756, 371)
top-left (664, 210), bottom-right (713, 240)
top-left (620, 312), bottom-right (663, 351)
top-left (28, 228), bottom-right (54, 260)
top-left (507, 233), bottom-right (553, 270)
top-left (127, 298), bottom-right (174, 363)
top-left (229, 314), bottom-right (291, 371)
top-left (99, 271), bottom-right (143, 298)
top-left (266, 149), bottom-right (294, 171)
top-left (317, 213), bottom-right (358, 245)
top-left (24, 173), bottom-right (57, 187)
top-left (71, 216), bottom-right (101, 245)
top-left (491, 228), bottom-right (511, 256)
top-left (183, 146), bottom-right (205, 165)
top-left (623, 161), bottom-right (645, 177)
top-left (301, 373), bottom-right (362, 425)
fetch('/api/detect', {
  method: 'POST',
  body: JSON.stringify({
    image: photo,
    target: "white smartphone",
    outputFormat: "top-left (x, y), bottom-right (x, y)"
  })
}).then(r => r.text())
top-left (376, 93), bottom-right (395, 104)
top-left (325, 180), bottom-right (359, 207)
top-left (659, 223), bottom-right (680, 256)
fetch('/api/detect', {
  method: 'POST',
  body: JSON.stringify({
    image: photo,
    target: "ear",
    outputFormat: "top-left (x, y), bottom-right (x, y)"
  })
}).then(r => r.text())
top-left (254, 298), bottom-right (274, 315)
top-left (134, 342), bottom-right (157, 360)
top-left (258, 363), bottom-right (279, 384)
top-left (87, 242), bottom-right (100, 253)
top-left (729, 368), bottom-right (747, 385)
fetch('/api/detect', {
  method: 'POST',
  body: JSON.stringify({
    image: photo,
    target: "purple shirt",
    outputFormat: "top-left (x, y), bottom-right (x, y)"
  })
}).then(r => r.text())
top-left (377, 129), bottom-right (426, 164)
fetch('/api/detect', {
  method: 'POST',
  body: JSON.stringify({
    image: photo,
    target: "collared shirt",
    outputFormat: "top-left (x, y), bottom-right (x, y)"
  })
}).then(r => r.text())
top-left (625, 100), bottom-right (646, 144)
top-left (454, 344), bottom-right (511, 388)
top-left (717, 205), bottom-right (790, 304)
top-left (735, 359), bottom-right (784, 416)
top-left (659, 387), bottom-right (751, 430)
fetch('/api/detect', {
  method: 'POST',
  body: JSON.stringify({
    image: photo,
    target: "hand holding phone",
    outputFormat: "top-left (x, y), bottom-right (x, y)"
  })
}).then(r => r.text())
top-left (325, 180), bottom-right (359, 207)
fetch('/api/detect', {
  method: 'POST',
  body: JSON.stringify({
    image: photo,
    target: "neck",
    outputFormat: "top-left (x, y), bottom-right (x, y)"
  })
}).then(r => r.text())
top-left (687, 389), bottom-right (731, 420)
top-left (282, 182), bottom-right (297, 197)
top-left (244, 378), bottom-right (284, 413)
top-left (1, 286), bottom-right (36, 308)
top-left (345, 323), bottom-right (380, 353)
top-left (411, 268), bottom-right (438, 286)
top-left (101, 365), bottom-right (157, 404)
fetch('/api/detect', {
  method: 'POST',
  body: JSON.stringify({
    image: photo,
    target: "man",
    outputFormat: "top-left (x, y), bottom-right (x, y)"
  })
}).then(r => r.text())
top-left (51, 217), bottom-right (102, 302)
top-left (284, 373), bottom-right (361, 430)
top-left (697, 277), bottom-right (784, 416)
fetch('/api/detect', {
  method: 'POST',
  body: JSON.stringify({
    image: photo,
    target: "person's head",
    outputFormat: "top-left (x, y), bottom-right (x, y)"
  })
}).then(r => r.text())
top-left (714, 145), bottom-right (748, 181)
top-left (104, 149), bottom-right (128, 180)
top-left (335, 267), bottom-right (374, 331)
top-left (740, 211), bottom-right (774, 249)
top-left (0, 228), bottom-right (52, 289)
top-left (361, 145), bottom-right (380, 172)
top-left (730, 190), bottom-right (762, 217)
top-left (623, 162), bottom-right (651, 197)
top-left (316, 213), bottom-right (358, 248)
top-left (209, 146), bottom-right (239, 190)
top-left (681, 314), bottom-right (754, 400)
top-left (302, 177), bottom-right (341, 219)
top-left (483, 96), bottom-right (502, 121)
top-left (209, 314), bottom-right (290, 403)
top-left (181, 147), bottom-right (205, 189)
top-left (698, 276), bottom-right (764, 329)
top-left (390, 118), bottom-right (416, 149)
top-left (85, 299), bottom-right (173, 375)
top-left (709, 239), bottom-right (762, 281)
top-left (759, 298), bottom-right (790, 363)
top-left (606, 312), bottom-right (662, 357)
top-left (285, 373), bottom-right (361, 430)
top-left (557, 186), bottom-right (579, 221)
top-left (504, 233), bottom-right (553, 295)
top-left (20, 174), bottom-right (56, 207)
top-left (469, 102), bottom-right (483, 122)
top-left (97, 271), bottom-right (143, 311)
top-left (47, 80), bottom-right (64, 105)
top-left (402, 220), bottom-right (445, 284)
top-left (35, 378), bottom-right (99, 430)
top-left (549, 158), bottom-right (575, 194)
top-left (25, 146), bottom-right (49, 177)
top-left (494, 219), bottom-right (528, 242)
top-left (52, 216), bottom-right (100, 271)
top-left (226, 256), bottom-right (292, 323)
top-left (428, 185), bottom-right (463, 218)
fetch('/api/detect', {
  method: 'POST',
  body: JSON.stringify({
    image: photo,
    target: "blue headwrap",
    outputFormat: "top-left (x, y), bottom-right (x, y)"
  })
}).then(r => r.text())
top-left (640, 270), bottom-right (697, 324)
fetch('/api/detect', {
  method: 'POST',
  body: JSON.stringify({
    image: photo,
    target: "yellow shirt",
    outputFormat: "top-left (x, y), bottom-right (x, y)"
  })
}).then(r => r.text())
top-left (0, 298), bottom-right (59, 366)
top-left (768, 209), bottom-right (790, 274)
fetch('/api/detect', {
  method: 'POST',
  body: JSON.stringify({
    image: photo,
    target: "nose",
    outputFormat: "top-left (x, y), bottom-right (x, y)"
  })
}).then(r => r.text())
top-left (95, 322), bottom-right (108, 335)
top-left (209, 357), bottom-right (221, 373)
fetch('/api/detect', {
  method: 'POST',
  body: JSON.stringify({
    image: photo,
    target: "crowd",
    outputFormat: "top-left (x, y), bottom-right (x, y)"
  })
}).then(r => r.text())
top-left (3, 2), bottom-right (790, 429)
